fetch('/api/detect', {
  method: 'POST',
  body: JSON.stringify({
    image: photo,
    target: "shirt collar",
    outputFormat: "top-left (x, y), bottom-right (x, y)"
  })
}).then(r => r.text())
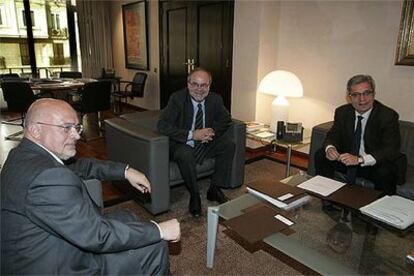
top-left (355, 107), bottom-right (372, 120)
top-left (191, 97), bottom-right (205, 108)
top-left (33, 140), bottom-right (64, 165)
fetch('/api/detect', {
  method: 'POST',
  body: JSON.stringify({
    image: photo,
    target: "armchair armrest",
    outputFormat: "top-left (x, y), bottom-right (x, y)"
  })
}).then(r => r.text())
top-left (226, 119), bottom-right (246, 188)
top-left (105, 117), bottom-right (170, 214)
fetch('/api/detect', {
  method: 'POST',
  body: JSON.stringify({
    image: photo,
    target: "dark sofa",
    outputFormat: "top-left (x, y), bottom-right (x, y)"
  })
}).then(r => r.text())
top-left (105, 110), bottom-right (246, 215)
top-left (308, 120), bottom-right (414, 199)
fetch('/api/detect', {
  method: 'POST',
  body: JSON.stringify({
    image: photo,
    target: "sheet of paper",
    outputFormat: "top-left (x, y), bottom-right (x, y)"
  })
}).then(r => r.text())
top-left (360, 195), bottom-right (414, 229)
top-left (297, 175), bottom-right (346, 197)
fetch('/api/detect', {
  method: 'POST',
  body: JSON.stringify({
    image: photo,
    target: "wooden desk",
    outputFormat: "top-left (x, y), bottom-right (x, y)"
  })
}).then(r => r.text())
top-left (31, 79), bottom-right (90, 101)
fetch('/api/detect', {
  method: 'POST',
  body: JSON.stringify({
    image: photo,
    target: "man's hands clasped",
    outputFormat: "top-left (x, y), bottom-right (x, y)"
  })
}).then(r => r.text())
top-left (193, 128), bottom-right (215, 143)
top-left (326, 147), bottom-right (359, 166)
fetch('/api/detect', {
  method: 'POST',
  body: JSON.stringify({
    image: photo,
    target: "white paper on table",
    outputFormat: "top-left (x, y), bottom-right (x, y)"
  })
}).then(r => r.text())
top-left (297, 175), bottom-right (346, 197)
top-left (360, 195), bottom-right (414, 229)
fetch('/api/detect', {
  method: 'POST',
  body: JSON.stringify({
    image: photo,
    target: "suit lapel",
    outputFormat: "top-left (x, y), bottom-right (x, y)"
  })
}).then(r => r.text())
top-left (364, 101), bottom-right (378, 143)
top-left (204, 93), bottom-right (213, 127)
top-left (346, 107), bottom-right (356, 138)
top-left (184, 91), bottom-right (194, 130)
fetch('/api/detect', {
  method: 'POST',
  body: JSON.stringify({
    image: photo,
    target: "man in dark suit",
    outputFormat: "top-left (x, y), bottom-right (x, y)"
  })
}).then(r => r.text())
top-left (157, 68), bottom-right (235, 217)
top-left (315, 74), bottom-right (402, 195)
top-left (1, 99), bottom-right (180, 275)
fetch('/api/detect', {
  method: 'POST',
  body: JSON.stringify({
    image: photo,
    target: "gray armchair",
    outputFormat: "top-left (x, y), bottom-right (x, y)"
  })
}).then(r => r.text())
top-left (105, 110), bottom-right (246, 214)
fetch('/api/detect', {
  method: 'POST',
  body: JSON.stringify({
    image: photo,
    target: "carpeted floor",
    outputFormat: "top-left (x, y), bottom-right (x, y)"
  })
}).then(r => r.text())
top-left (105, 159), bottom-right (305, 275)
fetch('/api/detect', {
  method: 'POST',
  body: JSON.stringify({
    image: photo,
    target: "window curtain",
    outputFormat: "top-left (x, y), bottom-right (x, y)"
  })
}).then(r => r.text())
top-left (77, 1), bottom-right (113, 78)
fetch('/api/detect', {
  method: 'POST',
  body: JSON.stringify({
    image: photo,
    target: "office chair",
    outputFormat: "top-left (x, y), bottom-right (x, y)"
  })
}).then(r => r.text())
top-left (0, 73), bottom-right (20, 81)
top-left (72, 80), bottom-right (112, 138)
top-left (112, 72), bottom-right (147, 113)
top-left (59, 71), bottom-right (82, 79)
top-left (1, 81), bottom-right (52, 140)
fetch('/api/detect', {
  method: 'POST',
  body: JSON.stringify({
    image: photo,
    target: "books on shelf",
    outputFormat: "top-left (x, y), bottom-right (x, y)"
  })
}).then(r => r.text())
top-left (360, 195), bottom-right (414, 230)
top-left (247, 179), bottom-right (311, 211)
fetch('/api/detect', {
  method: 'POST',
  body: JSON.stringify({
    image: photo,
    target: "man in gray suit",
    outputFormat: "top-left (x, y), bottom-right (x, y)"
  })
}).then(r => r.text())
top-left (1, 99), bottom-right (180, 275)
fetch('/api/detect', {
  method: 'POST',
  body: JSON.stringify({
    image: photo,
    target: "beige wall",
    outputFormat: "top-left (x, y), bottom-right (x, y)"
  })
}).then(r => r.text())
top-left (110, 0), bottom-right (160, 110)
top-left (233, 0), bottom-right (414, 129)
top-left (110, 0), bottom-right (414, 127)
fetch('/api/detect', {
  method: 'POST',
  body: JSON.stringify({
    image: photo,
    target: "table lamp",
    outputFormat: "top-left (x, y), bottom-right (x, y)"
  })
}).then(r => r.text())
top-left (258, 70), bottom-right (303, 132)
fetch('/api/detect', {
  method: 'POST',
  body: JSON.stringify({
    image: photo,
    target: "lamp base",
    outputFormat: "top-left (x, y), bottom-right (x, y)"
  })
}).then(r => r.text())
top-left (270, 97), bottom-right (289, 133)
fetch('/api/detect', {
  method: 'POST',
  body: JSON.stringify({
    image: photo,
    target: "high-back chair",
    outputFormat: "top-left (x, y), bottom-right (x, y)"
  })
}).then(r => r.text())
top-left (73, 80), bottom-right (112, 131)
top-left (1, 81), bottom-right (51, 140)
top-left (0, 73), bottom-right (20, 81)
top-left (59, 71), bottom-right (82, 79)
top-left (112, 72), bottom-right (147, 112)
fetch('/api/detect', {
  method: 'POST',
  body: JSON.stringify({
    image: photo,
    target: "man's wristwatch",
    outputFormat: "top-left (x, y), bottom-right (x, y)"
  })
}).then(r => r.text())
top-left (357, 157), bottom-right (364, 165)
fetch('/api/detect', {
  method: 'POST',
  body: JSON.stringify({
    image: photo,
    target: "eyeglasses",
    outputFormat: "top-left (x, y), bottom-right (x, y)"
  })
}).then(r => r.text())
top-left (36, 122), bottom-right (84, 134)
top-left (188, 81), bottom-right (210, 89)
top-left (349, 90), bottom-right (374, 98)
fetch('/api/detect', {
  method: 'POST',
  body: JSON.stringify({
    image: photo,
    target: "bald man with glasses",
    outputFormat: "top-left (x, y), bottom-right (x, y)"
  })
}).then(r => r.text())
top-left (1, 98), bottom-right (180, 275)
top-left (157, 68), bottom-right (235, 217)
top-left (315, 74), bottom-right (404, 195)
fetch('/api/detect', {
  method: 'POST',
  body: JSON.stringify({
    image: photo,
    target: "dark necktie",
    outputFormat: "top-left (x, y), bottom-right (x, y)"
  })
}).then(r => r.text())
top-left (194, 103), bottom-right (206, 164)
top-left (347, 115), bottom-right (363, 184)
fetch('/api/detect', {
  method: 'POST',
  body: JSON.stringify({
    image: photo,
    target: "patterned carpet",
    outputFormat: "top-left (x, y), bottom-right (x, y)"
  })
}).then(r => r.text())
top-left (105, 159), bottom-right (304, 275)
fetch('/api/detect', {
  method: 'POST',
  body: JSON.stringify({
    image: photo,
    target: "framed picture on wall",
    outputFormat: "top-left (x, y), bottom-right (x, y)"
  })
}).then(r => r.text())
top-left (122, 1), bottom-right (149, 70)
top-left (395, 0), bottom-right (414, 65)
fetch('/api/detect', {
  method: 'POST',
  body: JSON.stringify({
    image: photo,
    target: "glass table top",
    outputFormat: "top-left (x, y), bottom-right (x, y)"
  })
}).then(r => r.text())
top-left (216, 176), bottom-right (414, 275)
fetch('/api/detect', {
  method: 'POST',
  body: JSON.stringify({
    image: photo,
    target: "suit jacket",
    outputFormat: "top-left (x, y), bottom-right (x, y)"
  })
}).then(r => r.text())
top-left (324, 100), bottom-right (401, 164)
top-left (1, 138), bottom-right (161, 275)
top-left (157, 88), bottom-right (232, 151)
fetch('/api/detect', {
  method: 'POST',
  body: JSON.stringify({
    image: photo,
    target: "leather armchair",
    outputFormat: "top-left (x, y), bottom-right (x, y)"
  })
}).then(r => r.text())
top-left (105, 110), bottom-right (246, 214)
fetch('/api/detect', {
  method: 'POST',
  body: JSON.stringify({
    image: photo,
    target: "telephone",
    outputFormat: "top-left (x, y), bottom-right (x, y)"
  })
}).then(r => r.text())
top-left (276, 121), bottom-right (303, 142)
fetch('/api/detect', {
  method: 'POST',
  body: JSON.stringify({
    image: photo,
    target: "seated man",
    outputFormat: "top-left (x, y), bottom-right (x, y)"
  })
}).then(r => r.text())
top-left (1, 99), bottom-right (180, 275)
top-left (157, 68), bottom-right (235, 217)
top-left (315, 74), bottom-right (402, 195)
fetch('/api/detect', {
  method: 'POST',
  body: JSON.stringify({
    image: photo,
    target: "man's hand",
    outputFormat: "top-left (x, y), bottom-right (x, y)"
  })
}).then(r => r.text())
top-left (193, 128), bottom-right (215, 143)
top-left (125, 167), bottom-right (151, 193)
top-left (326, 147), bottom-right (340, 161)
top-left (158, 219), bottom-right (181, 242)
top-left (338, 153), bottom-right (359, 166)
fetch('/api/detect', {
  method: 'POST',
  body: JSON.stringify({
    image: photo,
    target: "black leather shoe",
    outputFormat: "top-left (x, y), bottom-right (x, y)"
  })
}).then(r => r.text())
top-left (207, 187), bottom-right (228, 204)
top-left (189, 195), bottom-right (201, 217)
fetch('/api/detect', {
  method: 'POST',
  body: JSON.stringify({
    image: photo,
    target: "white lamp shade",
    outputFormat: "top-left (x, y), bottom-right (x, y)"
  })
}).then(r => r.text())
top-left (258, 70), bottom-right (303, 98)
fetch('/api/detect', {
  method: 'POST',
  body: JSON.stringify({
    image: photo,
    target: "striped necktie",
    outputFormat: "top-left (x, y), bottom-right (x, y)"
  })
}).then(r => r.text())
top-left (347, 115), bottom-right (363, 184)
top-left (194, 103), bottom-right (206, 164)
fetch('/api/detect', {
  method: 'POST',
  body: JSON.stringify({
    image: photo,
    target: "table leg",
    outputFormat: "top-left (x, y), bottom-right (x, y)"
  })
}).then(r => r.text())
top-left (207, 206), bottom-right (219, 268)
top-left (285, 144), bottom-right (292, 177)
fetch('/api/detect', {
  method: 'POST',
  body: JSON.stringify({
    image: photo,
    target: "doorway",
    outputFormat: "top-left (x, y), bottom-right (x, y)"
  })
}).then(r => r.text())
top-left (159, 0), bottom-right (234, 110)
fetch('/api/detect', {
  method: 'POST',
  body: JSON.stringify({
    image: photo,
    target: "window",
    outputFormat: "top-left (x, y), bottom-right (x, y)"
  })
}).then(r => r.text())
top-left (22, 10), bottom-right (35, 27)
top-left (53, 43), bottom-right (64, 65)
top-left (20, 44), bottom-right (30, 65)
top-left (51, 13), bottom-right (61, 30)
top-left (0, 6), bottom-right (4, 26)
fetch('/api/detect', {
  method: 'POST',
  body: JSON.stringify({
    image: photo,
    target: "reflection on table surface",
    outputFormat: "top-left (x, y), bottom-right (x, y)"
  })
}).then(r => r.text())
top-left (216, 175), bottom-right (414, 275)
